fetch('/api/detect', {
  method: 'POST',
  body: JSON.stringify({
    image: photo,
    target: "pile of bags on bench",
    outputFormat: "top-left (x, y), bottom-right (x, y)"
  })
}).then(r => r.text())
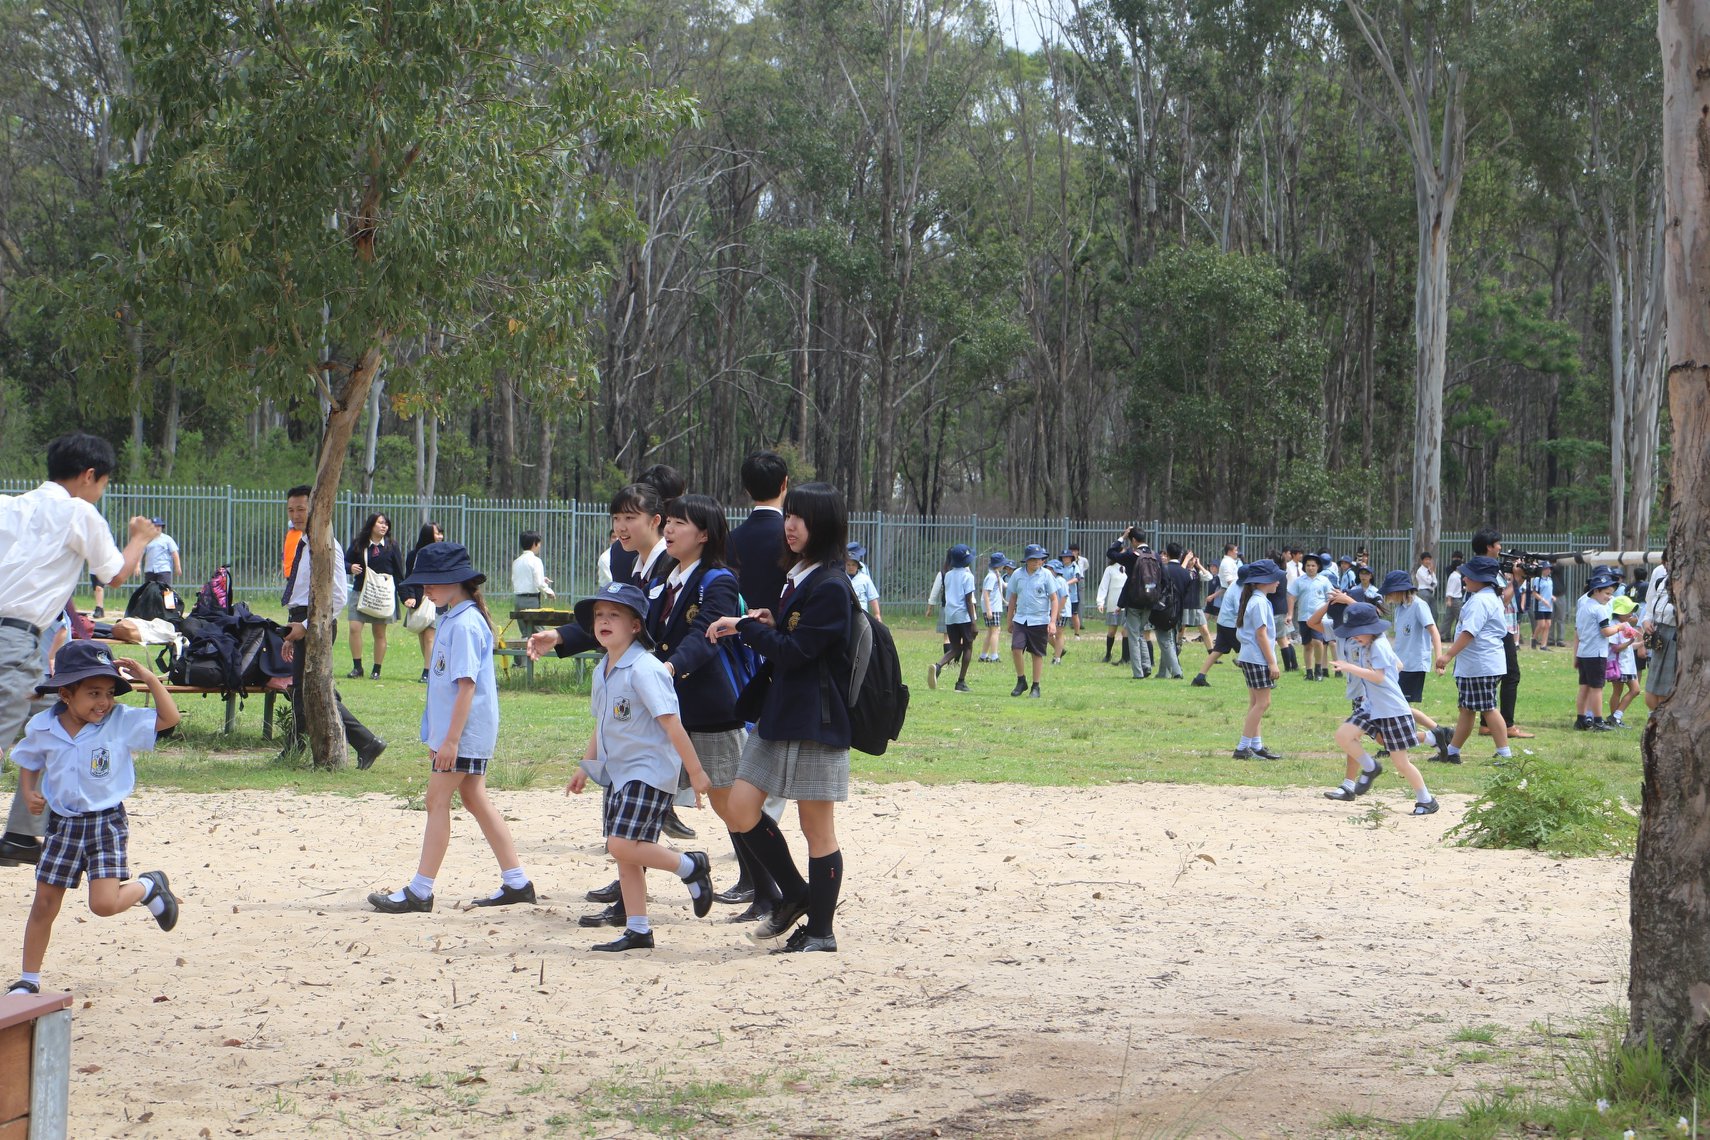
top-left (104, 569), bottom-right (293, 695)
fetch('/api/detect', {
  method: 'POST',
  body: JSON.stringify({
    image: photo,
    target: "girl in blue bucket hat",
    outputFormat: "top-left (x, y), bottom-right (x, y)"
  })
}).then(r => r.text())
top-left (1327, 603), bottom-right (1440, 815)
top-left (1232, 560), bottom-right (1286, 760)
top-left (368, 542), bottom-right (536, 915)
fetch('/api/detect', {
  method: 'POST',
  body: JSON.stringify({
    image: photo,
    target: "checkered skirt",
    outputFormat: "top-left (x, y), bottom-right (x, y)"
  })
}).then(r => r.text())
top-left (601, 779), bottom-right (674, 842)
top-left (1455, 673), bottom-right (1501, 712)
top-left (39, 805), bottom-right (128, 890)
top-left (1344, 699), bottom-right (1373, 730)
top-left (736, 734), bottom-right (850, 802)
top-left (689, 727), bottom-right (746, 789)
top-left (1238, 660), bottom-right (1276, 690)
top-left (1364, 714), bottom-right (1420, 754)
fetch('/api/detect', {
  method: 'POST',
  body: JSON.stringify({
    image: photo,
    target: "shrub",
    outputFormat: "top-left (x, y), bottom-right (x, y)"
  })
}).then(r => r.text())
top-left (1445, 754), bottom-right (1637, 858)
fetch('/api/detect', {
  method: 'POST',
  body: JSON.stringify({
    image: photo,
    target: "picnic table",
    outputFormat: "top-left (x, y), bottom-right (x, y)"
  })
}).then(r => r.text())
top-left (0, 989), bottom-right (72, 1138)
top-left (499, 608), bottom-right (599, 686)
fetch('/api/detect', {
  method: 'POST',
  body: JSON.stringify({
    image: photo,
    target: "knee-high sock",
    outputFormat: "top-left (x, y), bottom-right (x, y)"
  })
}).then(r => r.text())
top-left (806, 851), bottom-right (843, 937)
top-left (735, 815), bottom-right (805, 900)
top-left (730, 824), bottom-right (781, 902)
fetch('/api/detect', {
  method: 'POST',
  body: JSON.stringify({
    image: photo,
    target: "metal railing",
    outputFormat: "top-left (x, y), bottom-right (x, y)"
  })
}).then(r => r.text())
top-left (0, 480), bottom-right (1618, 618)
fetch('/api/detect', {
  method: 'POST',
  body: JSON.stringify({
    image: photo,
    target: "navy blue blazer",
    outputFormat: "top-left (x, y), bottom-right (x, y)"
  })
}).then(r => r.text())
top-left (727, 510), bottom-right (787, 615)
top-left (553, 551), bottom-right (677, 657)
top-left (736, 564), bottom-right (852, 748)
top-left (607, 541), bottom-right (637, 588)
top-left (649, 564), bottom-right (742, 732)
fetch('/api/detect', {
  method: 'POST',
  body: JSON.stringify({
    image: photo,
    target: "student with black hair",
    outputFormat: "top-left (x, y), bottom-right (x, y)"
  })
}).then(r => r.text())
top-left (0, 433), bottom-right (158, 868)
top-left (511, 530), bottom-right (554, 611)
top-left (344, 513), bottom-right (403, 680)
top-left (728, 450), bottom-right (789, 617)
top-left (609, 465), bottom-right (687, 585)
top-left (403, 521), bottom-right (444, 683)
top-left (706, 482), bottom-right (853, 953)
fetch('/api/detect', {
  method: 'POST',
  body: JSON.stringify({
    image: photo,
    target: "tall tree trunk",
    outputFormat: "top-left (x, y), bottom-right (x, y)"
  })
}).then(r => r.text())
top-left (161, 374), bottom-right (180, 479)
top-left (360, 374), bottom-right (384, 497)
top-left (1628, 0), bottom-right (1710, 1070)
top-left (302, 348), bottom-right (383, 769)
top-left (495, 370), bottom-right (517, 497)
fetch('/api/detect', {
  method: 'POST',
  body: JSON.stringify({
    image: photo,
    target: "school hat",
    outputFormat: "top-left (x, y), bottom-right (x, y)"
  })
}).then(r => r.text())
top-left (400, 541), bottom-right (486, 587)
top-left (1046, 558), bottom-right (1064, 571)
top-left (37, 641), bottom-right (131, 696)
top-left (1238, 558), bottom-right (1286, 585)
top-left (846, 542), bottom-right (869, 563)
top-left (573, 581), bottom-right (655, 648)
top-left (1611, 594), bottom-right (1638, 616)
top-left (989, 551), bottom-right (1008, 568)
top-left (1459, 555), bottom-right (1502, 584)
top-left (1317, 551), bottom-right (1335, 566)
top-left (948, 544), bottom-right (974, 569)
top-left (1023, 544), bottom-right (1049, 561)
top-left (1587, 569), bottom-right (1620, 591)
top-left (1354, 563), bottom-right (1375, 579)
top-left (1335, 553), bottom-right (1353, 565)
top-left (1337, 602), bottom-right (1390, 638)
top-left (1379, 570), bottom-right (1414, 595)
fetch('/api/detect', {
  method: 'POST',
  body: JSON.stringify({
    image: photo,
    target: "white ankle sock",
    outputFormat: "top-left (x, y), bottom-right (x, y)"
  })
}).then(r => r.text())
top-left (391, 874), bottom-right (434, 902)
top-left (677, 854), bottom-right (705, 898)
top-left (501, 866), bottom-right (529, 890)
top-left (626, 915), bottom-right (651, 935)
top-left (1359, 753), bottom-right (1377, 773)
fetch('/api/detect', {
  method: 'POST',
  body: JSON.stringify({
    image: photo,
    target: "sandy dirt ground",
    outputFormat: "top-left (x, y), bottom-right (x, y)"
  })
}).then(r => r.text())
top-left (0, 780), bottom-right (1629, 1138)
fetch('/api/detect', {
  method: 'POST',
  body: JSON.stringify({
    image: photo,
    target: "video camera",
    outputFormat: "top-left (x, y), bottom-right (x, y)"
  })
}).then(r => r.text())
top-left (1498, 549), bottom-right (1552, 577)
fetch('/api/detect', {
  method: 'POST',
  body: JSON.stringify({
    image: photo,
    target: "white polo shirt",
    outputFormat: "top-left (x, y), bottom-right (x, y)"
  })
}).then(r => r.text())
top-left (11, 702), bottom-right (156, 815)
top-left (0, 482), bottom-right (125, 630)
top-left (587, 641), bottom-right (681, 795)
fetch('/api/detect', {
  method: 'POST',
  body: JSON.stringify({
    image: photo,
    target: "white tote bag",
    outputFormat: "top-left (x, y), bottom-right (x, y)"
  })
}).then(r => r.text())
top-left (356, 550), bottom-right (396, 620)
top-left (403, 596), bottom-right (438, 631)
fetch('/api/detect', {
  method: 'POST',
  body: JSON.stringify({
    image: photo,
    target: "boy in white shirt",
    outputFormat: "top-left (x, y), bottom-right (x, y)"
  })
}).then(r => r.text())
top-left (511, 530), bottom-right (555, 610)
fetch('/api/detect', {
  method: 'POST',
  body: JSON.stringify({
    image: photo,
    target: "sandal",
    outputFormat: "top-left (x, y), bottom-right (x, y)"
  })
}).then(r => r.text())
top-left (1412, 799), bottom-right (1440, 816)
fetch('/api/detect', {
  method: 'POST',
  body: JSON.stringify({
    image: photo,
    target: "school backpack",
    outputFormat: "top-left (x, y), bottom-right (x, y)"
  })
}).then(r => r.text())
top-left (824, 578), bottom-right (909, 756)
top-left (1149, 566), bottom-right (1183, 631)
top-left (193, 566), bottom-right (234, 618)
top-left (698, 568), bottom-right (760, 700)
top-left (1118, 547), bottom-right (1167, 613)
top-left (164, 616), bottom-right (242, 691)
top-left (125, 580), bottom-right (179, 623)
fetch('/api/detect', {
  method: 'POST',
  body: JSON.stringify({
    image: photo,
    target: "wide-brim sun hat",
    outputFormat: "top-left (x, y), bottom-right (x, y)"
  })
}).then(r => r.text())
top-left (1046, 559), bottom-right (1064, 571)
top-left (847, 542), bottom-right (869, 563)
top-left (1587, 570), bottom-right (1621, 590)
top-left (1239, 558), bottom-right (1286, 585)
top-left (400, 541), bottom-right (486, 587)
top-left (574, 581), bottom-right (655, 648)
top-left (949, 544), bottom-right (974, 568)
top-left (1379, 570), bottom-right (1414, 595)
top-left (1023, 543), bottom-right (1049, 561)
top-left (37, 641), bottom-right (131, 696)
top-left (1337, 602), bottom-right (1390, 638)
top-left (1460, 555), bottom-right (1502, 584)
top-left (988, 551), bottom-right (1007, 568)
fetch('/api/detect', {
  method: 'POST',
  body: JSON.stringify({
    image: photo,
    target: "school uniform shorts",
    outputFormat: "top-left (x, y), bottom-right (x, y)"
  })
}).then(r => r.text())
top-left (601, 779), bottom-right (675, 842)
top-left (1646, 625), bottom-right (1677, 698)
top-left (38, 805), bottom-right (129, 889)
top-left (1455, 673), bottom-right (1501, 712)
top-left (1398, 670), bottom-right (1427, 703)
top-left (986, 614), bottom-right (1002, 628)
top-left (1238, 660), bottom-right (1275, 690)
top-left (1010, 621), bottom-right (1049, 657)
top-left (1364, 714), bottom-right (1420, 754)
top-left (945, 621), bottom-right (974, 653)
top-left (442, 755), bottom-right (489, 775)
top-left (689, 727), bottom-right (746, 789)
top-left (1213, 626), bottom-right (1240, 655)
top-left (1297, 621), bottom-right (1328, 644)
top-left (737, 735), bottom-right (849, 802)
top-left (1575, 655), bottom-right (1608, 689)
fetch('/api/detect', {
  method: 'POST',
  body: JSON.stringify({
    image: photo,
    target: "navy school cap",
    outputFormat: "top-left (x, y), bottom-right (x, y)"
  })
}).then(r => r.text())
top-left (400, 541), bottom-right (486, 587)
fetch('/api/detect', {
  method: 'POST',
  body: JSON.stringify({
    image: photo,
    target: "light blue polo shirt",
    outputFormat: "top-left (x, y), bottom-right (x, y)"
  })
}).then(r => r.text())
top-left (1235, 592), bottom-right (1276, 665)
top-left (422, 599), bottom-right (499, 759)
top-left (1009, 566), bottom-right (1056, 626)
top-left (1535, 577), bottom-right (1555, 613)
top-left (588, 641), bottom-right (681, 795)
top-left (11, 702), bottom-right (156, 815)
top-left (1390, 596), bottom-right (1436, 673)
top-left (143, 534), bottom-right (178, 574)
top-left (1357, 637), bottom-right (1412, 721)
top-left (1453, 586), bottom-right (1507, 677)
top-left (1576, 594), bottom-right (1614, 658)
top-left (1334, 628), bottom-right (1369, 700)
top-left (1287, 571), bottom-right (1329, 621)
top-left (848, 568), bottom-right (880, 608)
top-left (942, 566), bottom-right (977, 627)
top-left (982, 570), bottom-right (1005, 618)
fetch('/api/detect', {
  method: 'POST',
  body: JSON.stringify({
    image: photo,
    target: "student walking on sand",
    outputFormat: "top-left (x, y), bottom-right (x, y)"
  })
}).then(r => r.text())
top-left (367, 543), bottom-right (535, 914)
top-left (1323, 604), bottom-right (1439, 815)
top-left (1232, 560), bottom-right (1286, 760)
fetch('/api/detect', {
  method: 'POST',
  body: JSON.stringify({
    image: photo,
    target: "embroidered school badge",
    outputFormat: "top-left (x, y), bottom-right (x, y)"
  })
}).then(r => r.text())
top-left (433, 655), bottom-right (446, 675)
top-left (685, 604), bottom-right (700, 623)
top-left (787, 612), bottom-right (801, 631)
top-left (89, 746), bottom-right (111, 778)
top-left (613, 697), bottom-right (632, 722)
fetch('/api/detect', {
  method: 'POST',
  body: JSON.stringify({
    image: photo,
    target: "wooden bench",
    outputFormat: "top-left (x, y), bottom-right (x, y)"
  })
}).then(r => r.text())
top-left (0, 990), bottom-right (72, 1139)
top-left (495, 642), bottom-right (600, 686)
top-left (143, 685), bottom-right (284, 736)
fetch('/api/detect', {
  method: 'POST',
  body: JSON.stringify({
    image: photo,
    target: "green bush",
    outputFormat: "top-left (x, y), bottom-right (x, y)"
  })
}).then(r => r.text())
top-left (1445, 754), bottom-right (1637, 858)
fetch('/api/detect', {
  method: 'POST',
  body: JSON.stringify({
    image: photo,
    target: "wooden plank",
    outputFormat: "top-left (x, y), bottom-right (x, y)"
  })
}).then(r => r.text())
top-left (0, 1021), bottom-right (31, 1122)
top-left (0, 1114), bottom-right (30, 1140)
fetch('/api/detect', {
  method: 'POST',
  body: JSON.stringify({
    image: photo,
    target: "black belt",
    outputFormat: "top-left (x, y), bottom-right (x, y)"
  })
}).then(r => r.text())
top-left (288, 606), bottom-right (309, 622)
top-left (0, 617), bottom-right (43, 638)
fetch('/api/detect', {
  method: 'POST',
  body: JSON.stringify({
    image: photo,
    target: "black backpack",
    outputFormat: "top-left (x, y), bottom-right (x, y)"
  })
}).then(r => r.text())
top-left (125, 580), bottom-right (178, 623)
top-left (1149, 566), bottom-right (1183, 631)
top-left (1120, 549), bottom-right (1167, 612)
top-left (823, 578), bottom-right (909, 756)
top-left (166, 618), bottom-right (242, 691)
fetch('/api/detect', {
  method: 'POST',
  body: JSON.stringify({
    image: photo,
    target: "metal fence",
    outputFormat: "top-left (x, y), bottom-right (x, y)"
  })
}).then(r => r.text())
top-left (0, 480), bottom-right (1617, 620)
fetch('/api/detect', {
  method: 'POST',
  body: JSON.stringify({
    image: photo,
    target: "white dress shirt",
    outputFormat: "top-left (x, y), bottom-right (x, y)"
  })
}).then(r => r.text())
top-left (0, 482), bottom-right (125, 629)
top-left (286, 531), bottom-right (350, 611)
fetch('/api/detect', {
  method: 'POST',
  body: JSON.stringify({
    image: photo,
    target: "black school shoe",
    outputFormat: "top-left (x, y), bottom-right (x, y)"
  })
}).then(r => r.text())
top-left (1010, 679), bottom-right (1028, 697)
top-left (0, 834), bottom-right (42, 867)
top-left (591, 929), bottom-right (654, 952)
top-left (770, 927), bottom-right (837, 954)
top-left (355, 738), bottom-right (387, 771)
top-left (6, 979), bottom-right (39, 995)
top-left (747, 892), bottom-right (810, 942)
top-left (578, 902), bottom-right (627, 927)
top-left (368, 886), bottom-right (433, 914)
top-left (1353, 760), bottom-right (1384, 796)
top-left (1323, 787), bottom-right (1358, 802)
top-left (139, 871), bottom-right (179, 932)
top-left (1250, 746), bottom-right (1284, 761)
top-left (1431, 726), bottom-right (1453, 763)
top-left (683, 851), bottom-right (714, 919)
top-left (587, 878), bottom-right (621, 904)
top-left (661, 808), bottom-right (696, 840)
top-left (471, 881), bottom-right (537, 908)
top-left (728, 897), bottom-right (775, 923)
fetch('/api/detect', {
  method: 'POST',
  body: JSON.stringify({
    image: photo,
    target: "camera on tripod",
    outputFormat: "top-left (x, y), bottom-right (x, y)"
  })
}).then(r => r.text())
top-left (1498, 549), bottom-right (1551, 577)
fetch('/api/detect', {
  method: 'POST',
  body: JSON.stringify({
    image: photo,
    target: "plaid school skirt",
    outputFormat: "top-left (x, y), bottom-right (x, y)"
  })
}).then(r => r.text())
top-left (1455, 673), bottom-right (1501, 712)
top-left (39, 805), bottom-right (129, 889)
top-left (737, 735), bottom-right (850, 802)
top-left (1364, 714), bottom-right (1420, 754)
top-left (689, 728), bottom-right (746, 790)
top-left (1344, 699), bottom-right (1373, 731)
top-left (601, 780), bottom-right (674, 842)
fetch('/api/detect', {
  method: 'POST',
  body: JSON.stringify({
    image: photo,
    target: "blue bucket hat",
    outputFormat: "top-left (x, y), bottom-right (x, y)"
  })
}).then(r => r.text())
top-left (1046, 558), bottom-right (1064, 571)
top-left (574, 581), bottom-right (655, 648)
top-left (846, 542), bottom-right (868, 563)
top-left (988, 551), bottom-right (1007, 568)
top-left (1023, 544), bottom-right (1049, 561)
top-left (948, 544), bottom-right (974, 569)
top-left (38, 641), bottom-right (131, 696)
top-left (1459, 555), bottom-right (1501, 584)
top-left (1238, 558), bottom-right (1286, 585)
top-left (1335, 553), bottom-right (1353, 565)
top-left (1379, 570), bottom-right (1414, 595)
top-left (400, 541), bottom-right (486, 587)
top-left (1587, 569), bottom-right (1620, 591)
top-left (1337, 602), bottom-right (1390, 638)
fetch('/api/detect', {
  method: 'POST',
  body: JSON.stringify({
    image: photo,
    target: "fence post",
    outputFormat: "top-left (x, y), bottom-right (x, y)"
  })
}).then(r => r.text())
top-left (460, 495), bottom-right (470, 546)
top-left (1238, 523), bottom-right (1248, 559)
top-left (873, 511), bottom-right (886, 592)
top-left (971, 513), bottom-right (979, 558)
top-left (1061, 516), bottom-right (1070, 556)
top-left (224, 486), bottom-right (234, 567)
top-left (570, 497), bottom-right (580, 597)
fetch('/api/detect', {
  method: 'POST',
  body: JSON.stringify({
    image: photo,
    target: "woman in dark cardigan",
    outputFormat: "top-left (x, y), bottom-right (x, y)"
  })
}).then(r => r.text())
top-left (706, 482), bottom-right (852, 954)
top-left (344, 512), bottom-right (405, 680)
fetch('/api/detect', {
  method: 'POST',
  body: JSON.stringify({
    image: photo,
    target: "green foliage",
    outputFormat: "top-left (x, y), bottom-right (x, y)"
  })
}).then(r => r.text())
top-left (1445, 755), bottom-right (1637, 858)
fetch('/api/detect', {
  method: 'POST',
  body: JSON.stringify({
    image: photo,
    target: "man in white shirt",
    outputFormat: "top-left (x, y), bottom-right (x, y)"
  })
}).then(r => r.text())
top-left (0, 434), bottom-right (157, 866)
top-left (1217, 544), bottom-right (1242, 590)
top-left (1413, 552), bottom-right (1438, 617)
top-left (511, 530), bottom-right (555, 610)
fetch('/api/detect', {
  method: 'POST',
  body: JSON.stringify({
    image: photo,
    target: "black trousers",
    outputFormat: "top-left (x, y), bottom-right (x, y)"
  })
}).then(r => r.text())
top-left (287, 609), bottom-right (379, 751)
top-left (1497, 633), bottom-right (1520, 726)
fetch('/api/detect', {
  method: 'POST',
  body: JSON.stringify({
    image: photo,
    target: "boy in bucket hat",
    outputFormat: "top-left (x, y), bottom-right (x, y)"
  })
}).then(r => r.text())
top-left (1572, 569), bottom-right (1624, 731)
top-left (7, 642), bottom-right (182, 995)
top-left (1325, 604), bottom-right (1439, 815)
top-left (566, 581), bottom-right (714, 951)
top-left (1003, 545), bottom-right (1059, 698)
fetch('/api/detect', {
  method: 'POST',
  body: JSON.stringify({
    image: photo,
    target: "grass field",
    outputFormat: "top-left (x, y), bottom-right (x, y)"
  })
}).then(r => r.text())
top-left (70, 607), bottom-right (1646, 808)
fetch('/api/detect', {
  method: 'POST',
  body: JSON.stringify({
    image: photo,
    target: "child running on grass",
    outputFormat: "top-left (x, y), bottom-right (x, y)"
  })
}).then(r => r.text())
top-left (367, 543), bottom-right (535, 914)
top-left (1232, 560), bottom-right (1285, 760)
top-left (1325, 604), bottom-right (1439, 816)
top-left (568, 581), bottom-right (713, 951)
top-left (8, 644), bottom-right (181, 995)
top-left (980, 552), bottom-right (1010, 663)
top-left (928, 544), bottom-right (977, 692)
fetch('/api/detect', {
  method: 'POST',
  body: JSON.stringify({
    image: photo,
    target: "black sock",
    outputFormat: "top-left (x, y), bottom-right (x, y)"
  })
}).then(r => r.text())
top-left (729, 826), bottom-right (781, 901)
top-left (806, 851), bottom-right (843, 937)
top-left (1118, 641), bottom-right (1130, 663)
top-left (736, 816), bottom-right (805, 900)
top-left (1104, 633), bottom-right (1114, 659)
top-left (352, 658), bottom-right (363, 670)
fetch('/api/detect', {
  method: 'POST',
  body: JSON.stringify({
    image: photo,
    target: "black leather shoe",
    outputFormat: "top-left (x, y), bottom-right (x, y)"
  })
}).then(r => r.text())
top-left (713, 883), bottom-right (756, 906)
top-left (1353, 760), bottom-right (1384, 796)
top-left (591, 929), bottom-right (654, 952)
top-left (0, 835), bottom-right (42, 867)
top-left (368, 886), bottom-right (433, 913)
top-left (355, 738), bottom-right (387, 770)
top-left (6, 979), bottom-right (39, 995)
top-left (683, 851), bottom-right (713, 918)
top-left (578, 902), bottom-right (626, 928)
top-left (728, 898), bottom-right (775, 924)
top-left (470, 881), bottom-right (537, 907)
top-left (346, 665), bottom-right (364, 679)
top-left (139, 870), bottom-right (179, 932)
top-left (747, 892), bottom-right (809, 942)
top-left (661, 808), bottom-right (696, 840)
top-left (770, 927), bottom-right (837, 954)
top-left (586, 878), bottom-right (621, 904)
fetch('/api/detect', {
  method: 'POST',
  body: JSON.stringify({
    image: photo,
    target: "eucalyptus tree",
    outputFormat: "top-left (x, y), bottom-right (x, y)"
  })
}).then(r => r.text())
top-left (115, 0), bottom-right (690, 766)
